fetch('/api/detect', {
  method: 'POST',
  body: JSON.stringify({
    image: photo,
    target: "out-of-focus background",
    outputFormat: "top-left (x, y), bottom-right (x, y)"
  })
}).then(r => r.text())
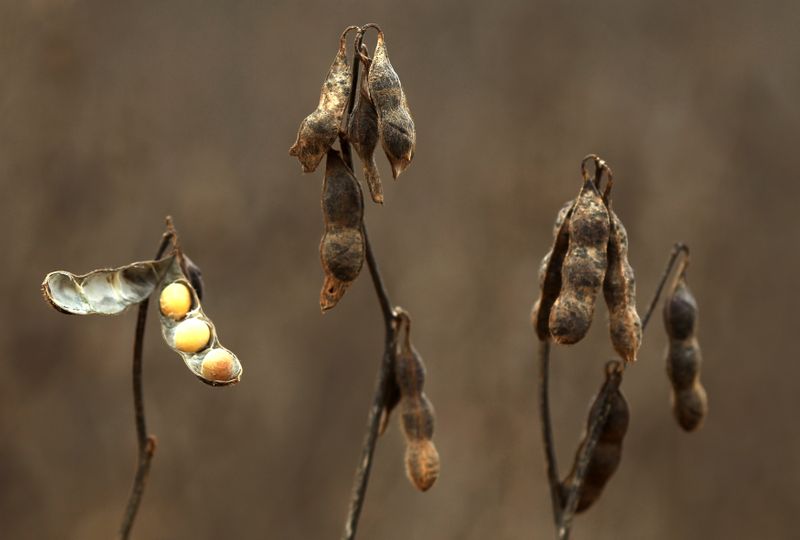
top-left (1, 1), bottom-right (798, 538)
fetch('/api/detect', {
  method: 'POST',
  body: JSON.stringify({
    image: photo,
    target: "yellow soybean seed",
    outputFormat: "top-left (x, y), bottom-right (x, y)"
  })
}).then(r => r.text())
top-left (201, 349), bottom-right (234, 381)
top-left (173, 318), bottom-right (211, 353)
top-left (159, 282), bottom-right (192, 320)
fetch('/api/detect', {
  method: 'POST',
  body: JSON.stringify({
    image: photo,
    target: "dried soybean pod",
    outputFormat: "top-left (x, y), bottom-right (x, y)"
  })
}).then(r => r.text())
top-left (603, 210), bottom-right (642, 363)
top-left (366, 26), bottom-right (416, 179)
top-left (289, 27), bottom-right (354, 173)
top-left (347, 49), bottom-right (383, 204)
top-left (531, 200), bottom-right (575, 340)
top-left (549, 177), bottom-right (610, 344)
top-left (394, 311), bottom-right (439, 491)
top-left (664, 271), bottom-right (707, 431)
top-left (319, 150), bottom-right (365, 311)
top-left (378, 370), bottom-right (402, 436)
top-left (561, 362), bottom-right (629, 513)
top-left (182, 254), bottom-right (205, 301)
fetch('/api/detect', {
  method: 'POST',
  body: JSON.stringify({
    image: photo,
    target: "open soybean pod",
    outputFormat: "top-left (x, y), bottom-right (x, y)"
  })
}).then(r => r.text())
top-left (289, 27), bottom-right (355, 173)
top-left (549, 172), bottom-right (610, 345)
top-left (561, 362), bottom-right (629, 513)
top-left (158, 256), bottom-right (242, 387)
top-left (365, 25), bottom-right (416, 179)
top-left (42, 257), bottom-right (174, 315)
top-left (603, 210), bottom-right (642, 363)
top-left (531, 200), bottom-right (574, 340)
top-left (664, 266), bottom-right (707, 431)
top-left (319, 149), bottom-right (365, 312)
top-left (347, 46), bottom-right (383, 204)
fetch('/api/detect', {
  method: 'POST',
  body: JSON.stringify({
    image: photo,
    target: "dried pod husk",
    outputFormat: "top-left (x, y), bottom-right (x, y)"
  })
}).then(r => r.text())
top-left (289, 31), bottom-right (352, 173)
top-left (549, 179), bottom-right (610, 344)
top-left (319, 150), bottom-right (365, 311)
top-left (401, 394), bottom-right (435, 441)
top-left (367, 29), bottom-right (415, 179)
top-left (379, 368), bottom-right (402, 436)
top-left (158, 256), bottom-right (242, 386)
top-left (664, 273), bottom-right (707, 431)
top-left (41, 257), bottom-right (174, 315)
top-left (347, 61), bottom-right (383, 204)
top-left (182, 254), bottom-right (205, 302)
top-left (404, 439), bottom-right (440, 492)
top-left (602, 210), bottom-right (642, 363)
top-left (562, 367), bottom-right (629, 513)
top-left (531, 200), bottom-right (574, 340)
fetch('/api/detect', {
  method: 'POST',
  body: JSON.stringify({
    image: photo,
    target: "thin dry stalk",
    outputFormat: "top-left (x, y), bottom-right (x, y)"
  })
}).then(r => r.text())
top-left (118, 219), bottom-right (176, 540)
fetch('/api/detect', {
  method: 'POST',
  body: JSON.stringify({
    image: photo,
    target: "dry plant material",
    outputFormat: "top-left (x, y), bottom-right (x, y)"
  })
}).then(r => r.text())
top-left (664, 264), bottom-right (707, 431)
top-left (531, 200), bottom-right (574, 340)
top-left (347, 46), bottom-right (383, 204)
top-left (394, 312), bottom-right (439, 491)
top-left (561, 362), bottom-right (629, 513)
top-left (602, 189), bottom-right (642, 363)
top-left (40, 218), bottom-right (241, 539)
top-left (319, 149), bottom-right (366, 311)
top-left (365, 25), bottom-right (416, 179)
top-left (289, 27), bottom-right (354, 173)
top-left (549, 171), bottom-right (610, 344)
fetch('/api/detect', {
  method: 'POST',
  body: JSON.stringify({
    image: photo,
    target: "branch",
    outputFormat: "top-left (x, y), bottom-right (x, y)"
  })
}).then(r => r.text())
top-left (339, 27), bottom-right (399, 540)
top-left (641, 242), bottom-right (689, 330)
top-left (538, 339), bottom-right (562, 527)
top-left (118, 219), bottom-right (176, 540)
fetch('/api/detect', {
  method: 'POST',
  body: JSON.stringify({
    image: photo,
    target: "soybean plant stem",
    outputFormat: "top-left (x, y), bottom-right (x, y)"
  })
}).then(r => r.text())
top-left (338, 27), bottom-right (399, 540)
top-left (538, 339), bottom-right (562, 526)
top-left (118, 219), bottom-right (176, 540)
top-left (641, 242), bottom-right (689, 330)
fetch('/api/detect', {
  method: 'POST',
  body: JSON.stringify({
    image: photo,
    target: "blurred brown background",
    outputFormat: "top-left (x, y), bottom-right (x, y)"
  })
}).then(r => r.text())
top-left (1, 0), bottom-right (798, 538)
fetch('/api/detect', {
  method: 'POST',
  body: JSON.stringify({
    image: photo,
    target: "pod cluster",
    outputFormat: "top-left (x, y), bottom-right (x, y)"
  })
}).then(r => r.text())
top-left (158, 257), bottom-right (242, 386)
top-left (392, 313), bottom-right (439, 492)
top-left (663, 267), bottom-right (707, 431)
top-left (531, 157), bottom-right (641, 363)
top-left (561, 362), bottom-right (629, 513)
top-left (319, 149), bottom-right (365, 311)
top-left (290, 24), bottom-right (416, 206)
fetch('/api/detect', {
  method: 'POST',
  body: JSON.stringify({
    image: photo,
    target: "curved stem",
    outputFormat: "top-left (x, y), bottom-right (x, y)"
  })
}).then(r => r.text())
top-left (118, 222), bottom-right (176, 539)
top-left (538, 339), bottom-right (561, 531)
top-left (641, 242), bottom-right (690, 330)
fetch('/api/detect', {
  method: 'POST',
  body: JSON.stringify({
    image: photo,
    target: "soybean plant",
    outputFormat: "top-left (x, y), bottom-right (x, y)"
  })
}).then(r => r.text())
top-left (41, 218), bottom-right (242, 539)
top-left (531, 156), bottom-right (708, 539)
top-left (289, 25), bottom-right (437, 540)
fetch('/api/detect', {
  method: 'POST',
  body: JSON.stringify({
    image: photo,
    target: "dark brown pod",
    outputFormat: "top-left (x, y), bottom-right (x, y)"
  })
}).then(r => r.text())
top-left (562, 364), bottom-right (629, 513)
top-left (379, 370), bottom-right (402, 436)
top-left (663, 275), bottom-right (698, 341)
top-left (347, 55), bottom-right (383, 204)
top-left (549, 179), bottom-right (610, 344)
top-left (367, 28), bottom-right (415, 179)
top-left (318, 150), bottom-right (365, 311)
top-left (181, 254), bottom-right (205, 302)
top-left (664, 270), bottom-right (707, 432)
top-left (603, 210), bottom-right (642, 362)
top-left (289, 29), bottom-right (353, 173)
top-left (401, 394), bottom-right (435, 441)
top-left (531, 200), bottom-right (574, 340)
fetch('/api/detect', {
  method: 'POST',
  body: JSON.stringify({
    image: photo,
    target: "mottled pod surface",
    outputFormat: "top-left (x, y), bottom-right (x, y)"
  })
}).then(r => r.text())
top-left (405, 439), bottom-right (440, 492)
top-left (318, 150), bottom-right (365, 311)
top-left (531, 200), bottom-right (574, 340)
top-left (664, 273), bottom-right (707, 431)
top-left (562, 369), bottom-right (629, 513)
top-left (289, 32), bottom-right (352, 173)
top-left (368, 30), bottom-right (415, 179)
top-left (549, 180), bottom-right (610, 344)
top-left (347, 67), bottom-right (383, 203)
top-left (603, 210), bottom-right (642, 362)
